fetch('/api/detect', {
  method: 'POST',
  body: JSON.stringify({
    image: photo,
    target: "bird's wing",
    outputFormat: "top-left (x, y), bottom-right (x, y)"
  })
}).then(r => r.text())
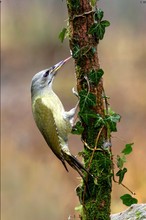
top-left (33, 98), bottom-right (71, 171)
top-left (33, 98), bottom-right (63, 158)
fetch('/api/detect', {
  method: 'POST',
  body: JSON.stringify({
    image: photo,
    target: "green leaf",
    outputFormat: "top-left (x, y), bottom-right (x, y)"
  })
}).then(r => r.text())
top-left (58, 28), bottom-right (67, 43)
top-left (79, 90), bottom-right (96, 112)
top-left (94, 114), bottom-right (105, 127)
top-left (88, 23), bottom-right (98, 35)
top-left (120, 194), bottom-right (138, 206)
top-left (72, 45), bottom-right (80, 58)
top-left (72, 0), bottom-right (80, 9)
top-left (110, 113), bottom-right (121, 123)
top-left (107, 107), bottom-right (116, 115)
top-left (96, 23), bottom-right (105, 40)
top-left (117, 155), bottom-right (126, 169)
top-left (89, 9), bottom-right (110, 40)
top-left (68, 0), bottom-right (80, 10)
top-left (122, 143), bottom-right (134, 155)
top-left (105, 113), bottom-right (121, 132)
top-left (101, 20), bottom-right (110, 27)
top-left (94, 9), bottom-right (104, 21)
top-left (88, 69), bottom-right (104, 85)
top-left (79, 111), bottom-right (104, 127)
top-left (116, 168), bottom-right (127, 184)
top-left (72, 121), bottom-right (84, 135)
top-left (79, 112), bottom-right (97, 125)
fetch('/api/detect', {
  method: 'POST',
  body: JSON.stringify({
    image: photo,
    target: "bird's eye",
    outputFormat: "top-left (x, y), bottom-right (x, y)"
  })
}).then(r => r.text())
top-left (43, 70), bottom-right (50, 77)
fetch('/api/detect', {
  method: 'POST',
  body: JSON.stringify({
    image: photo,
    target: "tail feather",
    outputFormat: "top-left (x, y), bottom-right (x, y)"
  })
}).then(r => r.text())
top-left (62, 151), bottom-right (91, 178)
top-left (68, 154), bottom-right (88, 179)
top-left (61, 159), bottom-right (69, 172)
top-left (69, 154), bottom-right (88, 174)
top-left (65, 154), bottom-right (93, 195)
top-left (61, 151), bottom-right (93, 195)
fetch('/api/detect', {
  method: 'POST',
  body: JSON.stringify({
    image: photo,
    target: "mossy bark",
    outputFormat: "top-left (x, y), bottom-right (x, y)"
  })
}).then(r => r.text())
top-left (66, 0), bottom-right (112, 219)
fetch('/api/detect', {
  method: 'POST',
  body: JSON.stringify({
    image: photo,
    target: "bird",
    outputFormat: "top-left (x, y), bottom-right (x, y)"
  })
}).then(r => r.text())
top-left (31, 57), bottom-right (90, 179)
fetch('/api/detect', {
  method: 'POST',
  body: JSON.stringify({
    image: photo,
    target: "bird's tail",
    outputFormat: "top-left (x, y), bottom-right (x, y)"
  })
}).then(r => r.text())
top-left (62, 152), bottom-right (93, 195)
top-left (62, 151), bottom-right (92, 179)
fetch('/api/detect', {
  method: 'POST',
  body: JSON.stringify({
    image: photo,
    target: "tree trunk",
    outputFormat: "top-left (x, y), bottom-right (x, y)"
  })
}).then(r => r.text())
top-left (66, 0), bottom-right (112, 219)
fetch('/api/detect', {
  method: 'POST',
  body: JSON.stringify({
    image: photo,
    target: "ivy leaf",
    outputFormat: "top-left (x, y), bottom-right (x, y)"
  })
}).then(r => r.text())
top-left (116, 168), bottom-right (127, 184)
top-left (79, 112), bottom-right (97, 125)
top-left (120, 194), bottom-right (138, 206)
top-left (72, 0), bottom-right (80, 9)
top-left (94, 114), bottom-right (105, 128)
top-left (96, 23), bottom-right (105, 40)
top-left (94, 9), bottom-right (104, 21)
top-left (101, 20), bottom-right (110, 27)
top-left (79, 90), bottom-right (96, 112)
top-left (72, 121), bottom-right (84, 135)
top-left (89, 9), bottom-right (110, 40)
top-left (72, 45), bottom-right (80, 59)
top-left (58, 28), bottom-right (67, 43)
top-left (79, 111), bottom-right (105, 127)
top-left (88, 23), bottom-right (98, 35)
top-left (105, 113), bottom-right (121, 132)
top-left (107, 107), bottom-right (116, 115)
top-left (122, 143), bottom-right (134, 155)
top-left (107, 109), bottom-right (121, 123)
top-left (117, 155), bottom-right (126, 169)
top-left (109, 113), bottom-right (121, 123)
top-left (88, 69), bottom-right (104, 85)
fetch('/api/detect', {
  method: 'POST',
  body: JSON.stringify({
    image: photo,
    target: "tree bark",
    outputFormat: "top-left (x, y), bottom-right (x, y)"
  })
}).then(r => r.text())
top-left (66, 1), bottom-right (112, 219)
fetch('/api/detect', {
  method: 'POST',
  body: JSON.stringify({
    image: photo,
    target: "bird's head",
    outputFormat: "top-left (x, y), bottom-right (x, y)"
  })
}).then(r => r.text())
top-left (31, 56), bottom-right (71, 97)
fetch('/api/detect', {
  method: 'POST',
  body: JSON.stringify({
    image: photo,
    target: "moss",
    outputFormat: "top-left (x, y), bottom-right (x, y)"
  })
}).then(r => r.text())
top-left (136, 210), bottom-right (142, 219)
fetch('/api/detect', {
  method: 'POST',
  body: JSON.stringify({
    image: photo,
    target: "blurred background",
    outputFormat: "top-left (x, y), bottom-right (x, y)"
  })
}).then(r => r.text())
top-left (1, 0), bottom-right (146, 219)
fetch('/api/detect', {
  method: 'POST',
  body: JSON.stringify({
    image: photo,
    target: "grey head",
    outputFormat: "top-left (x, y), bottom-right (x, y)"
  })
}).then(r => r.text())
top-left (31, 56), bottom-right (71, 98)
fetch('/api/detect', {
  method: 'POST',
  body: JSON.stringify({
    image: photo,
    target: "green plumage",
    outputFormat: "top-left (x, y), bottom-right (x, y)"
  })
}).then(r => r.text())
top-left (33, 98), bottom-right (63, 158)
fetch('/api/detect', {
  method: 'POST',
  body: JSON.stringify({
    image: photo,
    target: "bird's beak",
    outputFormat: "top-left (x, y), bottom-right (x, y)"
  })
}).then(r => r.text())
top-left (53, 56), bottom-right (72, 72)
